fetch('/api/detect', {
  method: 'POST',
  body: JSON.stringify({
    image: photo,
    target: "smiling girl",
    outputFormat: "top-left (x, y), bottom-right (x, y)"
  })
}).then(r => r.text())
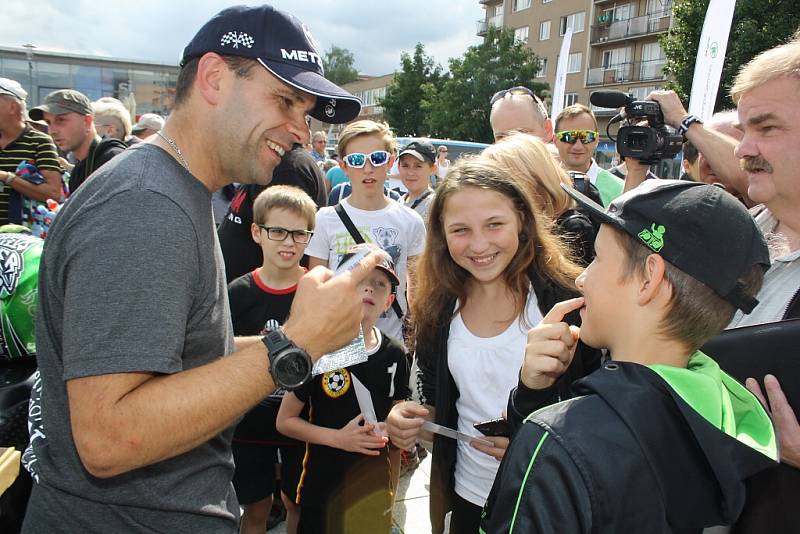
top-left (386, 158), bottom-right (601, 534)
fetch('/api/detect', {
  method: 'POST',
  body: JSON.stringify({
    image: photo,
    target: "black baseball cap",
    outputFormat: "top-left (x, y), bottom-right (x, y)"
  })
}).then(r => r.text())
top-left (562, 180), bottom-right (770, 313)
top-left (399, 140), bottom-right (437, 164)
top-left (29, 90), bottom-right (93, 121)
top-left (181, 4), bottom-right (361, 124)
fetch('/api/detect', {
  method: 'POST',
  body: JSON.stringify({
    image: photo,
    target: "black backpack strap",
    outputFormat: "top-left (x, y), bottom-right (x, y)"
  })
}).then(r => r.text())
top-left (334, 203), bottom-right (365, 244)
top-left (334, 203), bottom-right (405, 320)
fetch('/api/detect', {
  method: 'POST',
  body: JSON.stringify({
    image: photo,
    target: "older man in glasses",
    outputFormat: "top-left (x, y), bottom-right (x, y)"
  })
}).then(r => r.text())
top-left (553, 103), bottom-right (623, 207)
top-left (489, 86), bottom-right (553, 143)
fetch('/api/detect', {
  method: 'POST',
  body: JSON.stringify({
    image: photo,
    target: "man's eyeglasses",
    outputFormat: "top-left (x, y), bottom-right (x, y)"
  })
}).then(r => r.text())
top-left (555, 130), bottom-right (599, 145)
top-left (258, 225), bottom-right (314, 244)
top-left (343, 150), bottom-right (390, 169)
top-left (490, 86), bottom-right (548, 116)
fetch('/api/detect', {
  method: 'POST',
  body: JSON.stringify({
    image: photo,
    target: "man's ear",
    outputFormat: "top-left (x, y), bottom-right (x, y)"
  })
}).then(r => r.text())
top-left (637, 253), bottom-right (668, 306)
top-left (544, 118), bottom-right (554, 142)
top-left (194, 53), bottom-right (228, 106)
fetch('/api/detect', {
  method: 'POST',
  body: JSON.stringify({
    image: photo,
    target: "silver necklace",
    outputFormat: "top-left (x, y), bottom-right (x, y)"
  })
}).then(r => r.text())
top-left (156, 130), bottom-right (189, 171)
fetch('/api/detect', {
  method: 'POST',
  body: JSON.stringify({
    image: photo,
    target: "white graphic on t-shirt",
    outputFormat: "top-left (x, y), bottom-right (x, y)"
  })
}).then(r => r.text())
top-left (371, 227), bottom-right (401, 266)
top-left (22, 369), bottom-right (44, 482)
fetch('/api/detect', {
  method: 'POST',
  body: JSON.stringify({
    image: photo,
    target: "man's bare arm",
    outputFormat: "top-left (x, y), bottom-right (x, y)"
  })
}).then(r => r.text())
top-left (68, 255), bottom-right (382, 478)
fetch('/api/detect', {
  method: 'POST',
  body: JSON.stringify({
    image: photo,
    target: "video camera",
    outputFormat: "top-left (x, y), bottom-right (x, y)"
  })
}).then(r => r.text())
top-left (589, 91), bottom-right (683, 165)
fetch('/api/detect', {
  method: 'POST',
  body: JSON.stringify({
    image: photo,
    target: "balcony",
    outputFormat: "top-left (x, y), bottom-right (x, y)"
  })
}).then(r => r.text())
top-left (479, 0), bottom-right (503, 4)
top-left (587, 59), bottom-right (667, 87)
top-left (477, 14), bottom-right (504, 36)
top-left (590, 12), bottom-right (671, 45)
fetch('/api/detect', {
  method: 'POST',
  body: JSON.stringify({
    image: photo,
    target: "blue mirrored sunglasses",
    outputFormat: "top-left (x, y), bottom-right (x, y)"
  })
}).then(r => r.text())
top-left (343, 150), bottom-right (390, 169)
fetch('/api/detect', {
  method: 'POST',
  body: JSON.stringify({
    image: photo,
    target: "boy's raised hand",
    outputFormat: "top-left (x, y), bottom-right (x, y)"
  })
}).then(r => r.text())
top-left (335, 414), bottom-right (389, 456)
top-left (520, 298), bottom-right (584, 390)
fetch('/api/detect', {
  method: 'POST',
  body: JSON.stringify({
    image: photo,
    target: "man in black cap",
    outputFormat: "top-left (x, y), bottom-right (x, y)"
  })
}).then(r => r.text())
top-left (29, 89), bottom-right (127, 193)
top-left (21, 5), bottom-right (380, 533)
top-left (481, 179), bottom-right (779, 532)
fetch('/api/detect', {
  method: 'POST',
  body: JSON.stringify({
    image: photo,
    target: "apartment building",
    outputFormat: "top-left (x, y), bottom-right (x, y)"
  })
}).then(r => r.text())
top-left (478, 0), bottom-right (674, 166)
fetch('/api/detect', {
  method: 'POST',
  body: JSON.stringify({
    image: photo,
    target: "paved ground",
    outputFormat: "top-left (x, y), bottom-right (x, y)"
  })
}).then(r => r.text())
top-left (268, 452), bottom-right (433, 534)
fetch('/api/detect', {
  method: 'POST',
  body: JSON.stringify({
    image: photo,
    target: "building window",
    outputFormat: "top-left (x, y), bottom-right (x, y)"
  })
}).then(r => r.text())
top-left (560, 12), bottom-right (585, 35)
top-left (564, 93), bottom-right (579, 107)
top-left (514, 26), bottom-right (530, 44)
top-left (513, 0), bottom-right (531, 12)
top-left (567, 52), bottom-right (582, 73)
top-left (539, 20), bottom-right (551, 41)
top-left (543, 0), bottom-right (552, 3)
top-left (535, 57), bottom-right (548, 78)
top-left (629, 85), bottom-right (661, 100)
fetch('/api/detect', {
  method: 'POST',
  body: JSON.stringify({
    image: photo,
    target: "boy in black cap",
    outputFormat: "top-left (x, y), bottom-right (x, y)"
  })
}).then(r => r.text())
top-left (277, 245), bottom-right (410, 534)
top-left (398, 140), bottom-right (437, 222)
top-left (481, 180), bottom-right (779, 533)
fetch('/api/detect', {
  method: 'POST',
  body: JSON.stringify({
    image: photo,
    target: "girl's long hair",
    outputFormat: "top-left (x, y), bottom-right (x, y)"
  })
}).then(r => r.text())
top-left (411, 157), bottom-right (583, 351)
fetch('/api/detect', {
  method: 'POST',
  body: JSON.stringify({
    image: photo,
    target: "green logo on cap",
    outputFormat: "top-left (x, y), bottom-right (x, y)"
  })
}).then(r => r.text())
top-left (638, 223), bottom-right (666, 252)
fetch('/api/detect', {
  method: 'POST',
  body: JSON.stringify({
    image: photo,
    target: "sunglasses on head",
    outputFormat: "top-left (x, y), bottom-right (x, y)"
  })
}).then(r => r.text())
top-left (343, 150), bottom-right (390, 169)
top-left (490, 86), bottom-right (546, 107)
top-left (555, 130), bottom-right (599, 144)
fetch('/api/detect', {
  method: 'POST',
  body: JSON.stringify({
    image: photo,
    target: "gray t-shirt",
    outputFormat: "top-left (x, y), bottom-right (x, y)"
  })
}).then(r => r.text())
top-left (22, 143), bottom-right (237, 533)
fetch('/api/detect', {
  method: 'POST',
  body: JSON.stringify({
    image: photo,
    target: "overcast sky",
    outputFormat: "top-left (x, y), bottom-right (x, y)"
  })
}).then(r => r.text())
top-left (1, 0), bottom-right (485, 75)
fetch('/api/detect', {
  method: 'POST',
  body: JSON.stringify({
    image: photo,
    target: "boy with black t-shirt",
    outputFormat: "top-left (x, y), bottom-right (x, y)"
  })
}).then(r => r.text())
top-left (277, 249), bottom-right (410, 534)
top-left (227, 185), bottom-right (317, 534)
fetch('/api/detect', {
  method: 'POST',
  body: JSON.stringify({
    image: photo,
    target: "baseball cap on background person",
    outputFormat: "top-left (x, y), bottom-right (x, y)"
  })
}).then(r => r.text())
top-left (399, 140), bottom-right (436, 164)
top-left (337, 245), bottom-right (400, 290)
top-left (180, 4), bottom-right (361, 124)
top-left (132, 113), bottom-right (165, 133)
top-left (28, 89), bottom-right (92, 120)
top-left (0, 78), bottom-right (27, 101)
top-left (563, 179), bottom-right (771, 314)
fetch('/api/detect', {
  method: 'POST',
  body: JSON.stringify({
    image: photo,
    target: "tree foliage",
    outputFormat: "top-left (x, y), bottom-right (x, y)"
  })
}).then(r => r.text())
top-left (424, 26), bottom-right (548, 143)
top-left (381, 43), bottom-right (443, 137)
top-left (323, 45), bottom-right (359, 86)
top-left (662, 0), bottom-right (800, 111)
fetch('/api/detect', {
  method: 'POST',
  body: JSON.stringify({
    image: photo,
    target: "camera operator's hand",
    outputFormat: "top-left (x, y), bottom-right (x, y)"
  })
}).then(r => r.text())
top-left (646, 90), bottom-right (688, 129)
top-left (622, 157), bottom-right (650, 193)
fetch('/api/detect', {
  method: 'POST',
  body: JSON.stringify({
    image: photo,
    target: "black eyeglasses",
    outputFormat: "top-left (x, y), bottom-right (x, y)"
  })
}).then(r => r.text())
top-left (257, 225), bottom-right (314, 244)
top-left (489, 86), bottom-right (549, 118)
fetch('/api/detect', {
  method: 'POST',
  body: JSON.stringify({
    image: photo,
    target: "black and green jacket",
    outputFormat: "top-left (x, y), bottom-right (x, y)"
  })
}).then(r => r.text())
top-left (481, 352), bottom-right (778, 534)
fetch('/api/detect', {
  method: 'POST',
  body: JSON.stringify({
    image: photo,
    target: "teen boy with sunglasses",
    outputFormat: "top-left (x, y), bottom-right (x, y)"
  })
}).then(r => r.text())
top-left (554, 104), bottom-right (624, 207)
top-left (306, 120), bottom-right (426, 345)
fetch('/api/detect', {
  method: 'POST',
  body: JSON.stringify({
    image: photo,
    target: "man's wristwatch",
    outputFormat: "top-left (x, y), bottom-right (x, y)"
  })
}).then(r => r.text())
top-left (261, 329), bottom-right (312, 390)
top-left (678, 114), bottom-right (703, 138)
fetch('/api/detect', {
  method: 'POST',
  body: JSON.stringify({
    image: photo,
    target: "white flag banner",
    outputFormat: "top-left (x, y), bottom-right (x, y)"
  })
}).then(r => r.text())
top-left (688, 0), bottom-right (736, 120)
top-left (551, 27), bottom-right (573, 120)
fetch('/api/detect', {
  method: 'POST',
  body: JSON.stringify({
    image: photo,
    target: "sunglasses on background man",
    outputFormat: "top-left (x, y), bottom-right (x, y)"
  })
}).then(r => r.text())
top-left (555, 129), bottom-right (600, 144)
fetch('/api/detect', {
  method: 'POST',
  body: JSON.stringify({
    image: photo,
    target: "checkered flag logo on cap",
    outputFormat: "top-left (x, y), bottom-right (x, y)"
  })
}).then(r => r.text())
top-left (220, 31), bottom-right (254, 49)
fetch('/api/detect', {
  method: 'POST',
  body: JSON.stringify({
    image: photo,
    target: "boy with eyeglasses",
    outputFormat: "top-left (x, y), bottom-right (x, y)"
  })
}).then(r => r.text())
top-left (307, 120), bottom-right (426, 345)
top-left (227, 185), bottom-right (318, 534)
top-left (554, 104), bottom-right (624, 206)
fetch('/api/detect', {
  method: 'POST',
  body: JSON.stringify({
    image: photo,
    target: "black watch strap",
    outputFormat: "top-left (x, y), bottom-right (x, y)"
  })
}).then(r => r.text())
top-left (262, 328), bottom-right (292, 355)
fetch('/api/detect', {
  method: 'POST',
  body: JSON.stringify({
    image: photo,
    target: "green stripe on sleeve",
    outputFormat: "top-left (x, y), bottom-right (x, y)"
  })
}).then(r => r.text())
top-left (510, 432), bottom-right (549, 533)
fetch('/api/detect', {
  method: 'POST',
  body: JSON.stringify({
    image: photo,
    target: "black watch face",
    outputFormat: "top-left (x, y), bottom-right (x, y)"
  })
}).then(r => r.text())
top-left (273, 350), bottom-right (312, 389)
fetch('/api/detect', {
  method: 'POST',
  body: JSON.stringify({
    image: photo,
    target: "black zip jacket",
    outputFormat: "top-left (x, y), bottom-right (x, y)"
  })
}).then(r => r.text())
top-left (481, 359), bottom-right (778, 534)
top-left (417, 268), bottom-right (602, 534)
